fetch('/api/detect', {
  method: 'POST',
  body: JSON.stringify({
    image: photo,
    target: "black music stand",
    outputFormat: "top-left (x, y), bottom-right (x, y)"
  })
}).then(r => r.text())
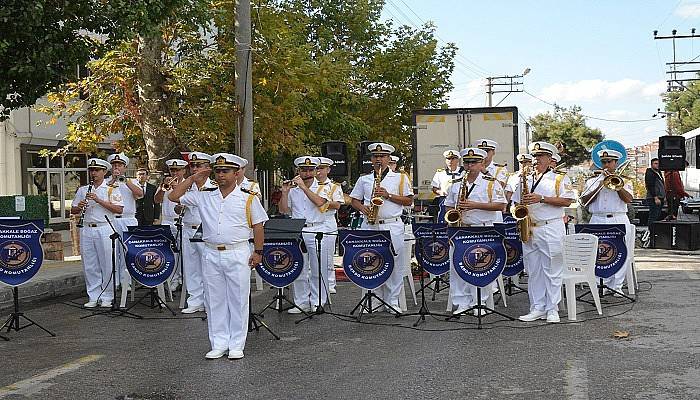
top-left (1, 286), bottom-right (56, 338)
top-left (81, 216), bottom-right (142, 320)
top-left (257, 218), bottom-right (309, 318)
top-left (399, 235), bottom-right (452, 327)
top-left (446, 286), bottom-right (515, 329)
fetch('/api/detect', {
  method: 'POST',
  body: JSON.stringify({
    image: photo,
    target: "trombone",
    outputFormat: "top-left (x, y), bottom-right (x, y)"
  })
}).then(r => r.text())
top-left (580, 160), bottom-right (633, 207)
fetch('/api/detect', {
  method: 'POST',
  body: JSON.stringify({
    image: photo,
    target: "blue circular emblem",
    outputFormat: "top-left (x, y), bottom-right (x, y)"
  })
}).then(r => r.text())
top-left (505, 241), bottom-right (518, 265)
top-left (135, 248), bottom-right (166, 274)
top-left (352, 249), bottom-right (384, 276)
top-left (264, 247), bottom-right (295, 273)
top-left (597, 240), bottom-right (617, 266)
top-left (463, 244), bottom-right (496, 272)
top-left (0, 241), bottom-right (31, 270)
top-left (423, 240), bottom-right (449, 265)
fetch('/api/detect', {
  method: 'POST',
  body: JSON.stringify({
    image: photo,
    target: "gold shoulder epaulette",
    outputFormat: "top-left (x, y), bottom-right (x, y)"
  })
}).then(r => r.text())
top-left (495, 162), bottom-right (507, 167)
top-left (451, 177), bottom-right (464, 183)
top-left (483, 175), bottom-right (496, 181)
top-left (554, 169), bottom-right (567, 175)
top-left (241, 187), bottom-right (259, 196)
top-left (436, 168), bottom-right (445, 172)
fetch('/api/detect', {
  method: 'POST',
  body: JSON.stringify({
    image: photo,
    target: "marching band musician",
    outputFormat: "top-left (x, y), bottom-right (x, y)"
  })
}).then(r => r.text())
top-left (169, 153), bottom-right (267, 360)
top-left (178, 152), bottom-right (217, 314)
top-left (444, 148), bottom-right (507, 315)
top-left (505, 153), bottom-right (533, 205)
top-left (154, 158), bottom-right (188, 291)
top-left (237, 158), bottom-right (262, 201)
top-left (316, 156), bottom-right (345, 294)
top-left (71, 158), bottom-right (124, 308)
top-left (550, 153), bottom-right (561, 170)
top-left (512, 142), bottom-right (575, 324)
top-left (279, 156), bottom-right (333, 313)
top-left (350, 143), bottom-right (413, 313)
top-left (106, 153), bottom-right (144, 288)
top-left (579, 149), bottom-right (634, 296)
top-left (475, 139), bottom-right (508, 188)
top-left (431, 150), bottom-right (463, 222)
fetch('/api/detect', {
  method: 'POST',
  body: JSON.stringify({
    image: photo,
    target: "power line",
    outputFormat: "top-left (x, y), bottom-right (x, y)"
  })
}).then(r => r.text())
top-left (523, 90), bottom-right (666, 123)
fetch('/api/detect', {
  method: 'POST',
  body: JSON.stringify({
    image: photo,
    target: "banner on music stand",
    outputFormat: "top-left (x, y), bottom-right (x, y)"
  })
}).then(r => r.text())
top-left (412, 223), bottom-right (450, 276)
top-left (0, 219), bottom-right (44, 287)
top-left (339, 230), bottom-right (394, 290)
top-left (497, 219), bottom-right (524, 277)
top-left (448, 225), bottom-right (507, 288)
top-left (123, 229), bottom-right (176, 288)
top-left (256, 239), bottom-right (304, 288)
top-left (574, 224), bottom-right (627, 278)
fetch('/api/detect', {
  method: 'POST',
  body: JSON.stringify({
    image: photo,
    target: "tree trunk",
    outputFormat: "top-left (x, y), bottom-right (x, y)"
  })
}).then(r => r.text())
top-left (136, 33), bottom-right (182, 171)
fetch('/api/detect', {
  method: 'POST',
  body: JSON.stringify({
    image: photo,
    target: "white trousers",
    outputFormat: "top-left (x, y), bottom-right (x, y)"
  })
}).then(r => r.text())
top-left (114, 216), bottom-right (138, 285)
top-left (360, 221), bottom-right (405, 307)
top-left (201, 243), bottom-right (251, 352)
top-left (327, 233), bottom-right (338, 290)
top-left (80, 225), bottom-right (114, 302)
top-left (589, 214), bottom-right (634, 290)
top-left (523, 221), bottom-right (566, 313)
top-left (181, 225), bottom-right (205, 308)
top-left (292, 230), bottom-right (333, 308)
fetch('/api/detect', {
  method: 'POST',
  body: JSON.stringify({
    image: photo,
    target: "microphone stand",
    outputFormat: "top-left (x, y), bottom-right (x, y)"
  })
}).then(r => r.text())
top-left (174, 208), bottom-right (188, 309)
top-left (81, 216), bottom-right (142, 320)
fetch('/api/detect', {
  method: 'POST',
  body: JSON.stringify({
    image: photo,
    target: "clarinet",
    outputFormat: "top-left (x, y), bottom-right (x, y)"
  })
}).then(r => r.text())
top-left (76, 180), bottom-right (94, 228)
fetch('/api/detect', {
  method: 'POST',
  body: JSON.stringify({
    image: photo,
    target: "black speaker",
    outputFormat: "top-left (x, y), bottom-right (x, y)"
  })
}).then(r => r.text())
top-left (357, 141), bottom-right (374, 175)
top-left (652, 221), bottom-right (700, 250)
top-left (658, 135), bottom-right (686, 171)
top-left (321, 141), bottom-right (348, 177)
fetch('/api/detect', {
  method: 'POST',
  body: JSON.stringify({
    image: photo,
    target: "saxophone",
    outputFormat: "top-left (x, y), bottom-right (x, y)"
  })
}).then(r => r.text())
top-left (444, 178), bottom-right (468, 226)
top-left (366, 171), bottom-right (384, 225)
top-left (512, 164), bottom-right (532, 242)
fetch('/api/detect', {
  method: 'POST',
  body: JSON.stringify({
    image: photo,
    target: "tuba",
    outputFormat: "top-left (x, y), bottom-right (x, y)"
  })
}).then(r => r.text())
top-left (444, 178), bottom-right (468, 226)
top-left (366, 171), bottom-right (384, 225)
top-left (513, 164), bottom-right (532, 242)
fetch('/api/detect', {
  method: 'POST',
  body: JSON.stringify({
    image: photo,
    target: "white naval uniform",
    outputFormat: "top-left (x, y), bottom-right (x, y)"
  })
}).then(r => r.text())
top-left (431, 167), bottom-right (465, 196)
top-left (240, 177), bottom-right (261, 200)
top-left (582, 174), bottom-right (634, 291)
top-left (484, 162), bottom-right (508, 186)
top-left (181, 178), bottom-right (217, 309)
top-left (319, 178), bottom-right (345, 291)
top-left (444, 174), bottom-right (506, 308)
top-left (505, 170), bottom-right (523, 194)
top-left (180, 185), bottom-right (268, 353)
top-left (160, 187), bottom-right (181, 287)
top-left (287, 180), bottom-right (333, 308)
top-left (512, 170), bottom-right (575, 313)
top-left (350, 169), bottom-right (413, 307)
top-left (72, 181), bottom-right (124, 303)
top-left (112, 179), bottom-right (140, 285)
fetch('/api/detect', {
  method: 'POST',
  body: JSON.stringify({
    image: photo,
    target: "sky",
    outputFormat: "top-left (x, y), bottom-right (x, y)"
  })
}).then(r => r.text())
top-left (381, 0), bottom-right (700, 148)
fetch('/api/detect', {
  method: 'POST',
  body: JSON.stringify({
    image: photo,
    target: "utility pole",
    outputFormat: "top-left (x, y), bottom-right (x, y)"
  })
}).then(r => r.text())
top-left (485, 68), bottom-right (530, 107)
top-left (235, 0), bottom-right (254, 179)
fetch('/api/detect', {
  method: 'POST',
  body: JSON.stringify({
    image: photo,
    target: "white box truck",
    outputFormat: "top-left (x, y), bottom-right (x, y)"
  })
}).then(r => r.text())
top-left (411, 106), bottom-right (523, 201)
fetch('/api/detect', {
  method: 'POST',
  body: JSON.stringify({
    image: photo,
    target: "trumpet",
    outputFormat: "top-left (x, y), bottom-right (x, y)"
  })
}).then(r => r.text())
top-left (161, 175), bottom-right (176, 191)
top-left (282, 178), bottom-right (298, 188)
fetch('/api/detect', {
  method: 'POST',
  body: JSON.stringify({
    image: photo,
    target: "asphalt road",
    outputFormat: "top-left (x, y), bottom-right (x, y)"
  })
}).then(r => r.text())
top-left (3, 265), bottom-right (700, 400)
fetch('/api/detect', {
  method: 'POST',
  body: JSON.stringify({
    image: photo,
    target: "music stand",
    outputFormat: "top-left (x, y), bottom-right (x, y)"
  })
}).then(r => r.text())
top-left (256, 218), bottom-right (309, 317)
top-left (1, 286), bottom-right (56, 338)
top-left (81, 216), bottom-right (142, 320)
top-left (399, 235), bottom-right (452, 327)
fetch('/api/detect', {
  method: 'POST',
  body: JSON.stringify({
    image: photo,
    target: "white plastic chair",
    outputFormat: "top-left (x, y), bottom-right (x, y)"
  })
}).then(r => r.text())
top-left (561, 233), bottom-right (602, 321)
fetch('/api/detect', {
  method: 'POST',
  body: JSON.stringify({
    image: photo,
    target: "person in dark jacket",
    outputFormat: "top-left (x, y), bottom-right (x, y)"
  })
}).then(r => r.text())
top-left (644, 158), bottom-right (665, 228)
top-left (136, 168), bottom-right (161, 226)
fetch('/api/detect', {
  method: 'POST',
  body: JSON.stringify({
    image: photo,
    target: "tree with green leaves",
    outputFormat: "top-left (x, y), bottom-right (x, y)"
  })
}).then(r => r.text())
top-left (663, 81), bottom-right (700, 135)
top-left (528, 105), bottom-right (604, 167)
top-left (37, 0), bottom-right (456, 171)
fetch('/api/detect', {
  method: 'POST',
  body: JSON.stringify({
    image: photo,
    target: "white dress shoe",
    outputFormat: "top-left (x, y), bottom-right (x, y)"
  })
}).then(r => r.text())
top-left (386, 304), bottom-right (401, 315)
top-left (287, 306), bottom-right (310, 314)
top-left (546, 311), bottom-right (560, 323)
top-left (99, 301), bottom-right (113, 308)
top-left (205, 349), bottom-right (228, 359)
top-left (473, 309), bottom-right (491, 317)
top-left (329, 288), bottom-right (337, 294)
top-left (518, 310), bottom-right (547, 322)
top-left (182, 305), bottom-right (205, 314)
top-left (452, 305), bottom-right (469, 315)
top-left (83, 301), bottom-right (98, 308)
top-left (228, 350), bottom-right (244, 360)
